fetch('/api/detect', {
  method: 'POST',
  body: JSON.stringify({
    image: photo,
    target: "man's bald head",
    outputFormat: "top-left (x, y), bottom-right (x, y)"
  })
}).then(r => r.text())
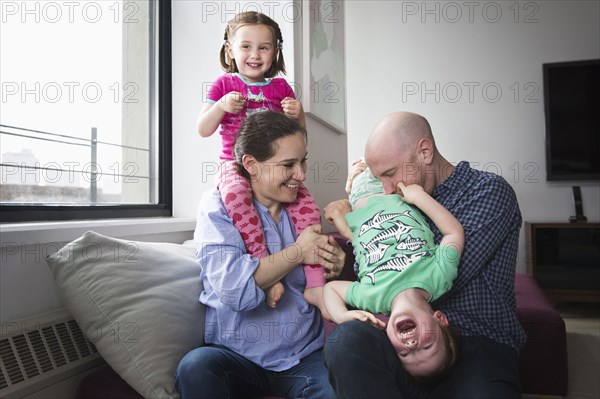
top-left (365, 112), bottom-right (434, 162)
top-left (364, 112), bottom-right (439, 195)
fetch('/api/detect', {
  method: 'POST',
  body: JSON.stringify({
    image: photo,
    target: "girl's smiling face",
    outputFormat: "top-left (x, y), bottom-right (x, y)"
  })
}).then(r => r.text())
top-left (227, 24), bottom-right (276, 82)
top-left (244, 131), bottom-right (308, 218)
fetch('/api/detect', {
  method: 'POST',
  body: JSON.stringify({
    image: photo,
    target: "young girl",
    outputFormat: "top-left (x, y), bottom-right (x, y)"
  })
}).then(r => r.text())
top-left (197, 11), bottom-right (326, 313)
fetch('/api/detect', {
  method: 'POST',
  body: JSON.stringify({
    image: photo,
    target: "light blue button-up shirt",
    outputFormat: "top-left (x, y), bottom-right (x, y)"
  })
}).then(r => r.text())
top-left (194, 189), bottom-right (325, 371)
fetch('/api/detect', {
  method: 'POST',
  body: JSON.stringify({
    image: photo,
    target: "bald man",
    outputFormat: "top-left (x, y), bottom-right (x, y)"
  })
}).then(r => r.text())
top-left (324, 112), bottom-right (525, 399)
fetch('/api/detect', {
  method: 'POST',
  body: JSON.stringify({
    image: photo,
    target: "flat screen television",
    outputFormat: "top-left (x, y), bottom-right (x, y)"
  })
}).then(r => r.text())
top-left (543, 59), bottom-right (600, 181)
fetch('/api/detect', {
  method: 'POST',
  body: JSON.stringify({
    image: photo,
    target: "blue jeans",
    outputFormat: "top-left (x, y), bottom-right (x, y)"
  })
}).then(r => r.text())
top-left (323, 320), bottom-right (520, 399)
top-left (175, 344), bottom-right (335, 399)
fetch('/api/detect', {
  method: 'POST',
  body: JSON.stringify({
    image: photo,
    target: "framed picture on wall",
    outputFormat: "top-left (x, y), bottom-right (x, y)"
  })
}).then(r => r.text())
top-left (295, 0), bottom-right (346, 134)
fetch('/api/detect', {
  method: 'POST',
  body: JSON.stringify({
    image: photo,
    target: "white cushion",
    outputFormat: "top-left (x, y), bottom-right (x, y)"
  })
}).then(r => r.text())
top-left (46, 231), bottom-right (204, 399)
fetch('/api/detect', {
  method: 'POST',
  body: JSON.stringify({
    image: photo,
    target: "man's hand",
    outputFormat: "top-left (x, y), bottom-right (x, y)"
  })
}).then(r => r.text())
top-left (324, 199), bottom-right (353, 240)
top-left (325, 199), bottom-right (352, 224)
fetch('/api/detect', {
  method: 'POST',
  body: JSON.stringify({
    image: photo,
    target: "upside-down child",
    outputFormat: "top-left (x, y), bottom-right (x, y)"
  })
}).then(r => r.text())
top-left (324, 167), bottom-right (465, 382)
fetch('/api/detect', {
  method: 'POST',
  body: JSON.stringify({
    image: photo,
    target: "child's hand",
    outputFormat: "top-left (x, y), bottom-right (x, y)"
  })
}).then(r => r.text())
top-left (220, 91), bottom-right (245, 114)
top-left (340, 310), bottom-right (386, 329)
top-left (281, 97), bottom-right (303, 120)
top-left (345, 159), bottom-right (367, 194)
top-left (396, 182), bottom-right (426, 205)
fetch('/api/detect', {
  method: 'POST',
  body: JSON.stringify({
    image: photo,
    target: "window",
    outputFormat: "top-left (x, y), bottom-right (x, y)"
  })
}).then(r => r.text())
top-left (0, 0), bottom-right (172, 222)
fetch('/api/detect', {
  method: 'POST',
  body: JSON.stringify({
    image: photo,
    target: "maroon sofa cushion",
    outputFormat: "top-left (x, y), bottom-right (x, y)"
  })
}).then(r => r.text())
top-left (77, 364), bottom-right (141, 399)
top-left (515, 273), bottom-right (568, 396)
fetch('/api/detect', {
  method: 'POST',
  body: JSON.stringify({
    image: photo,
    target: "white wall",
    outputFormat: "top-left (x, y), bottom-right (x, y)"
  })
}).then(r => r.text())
top-left (345, 0), bottom-right (600, 272)
top-left (171, 0), bottom-right (347, 223)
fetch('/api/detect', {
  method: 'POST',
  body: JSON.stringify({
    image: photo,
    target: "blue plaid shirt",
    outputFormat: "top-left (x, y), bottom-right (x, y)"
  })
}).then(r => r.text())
top-left (430, 161), bottom-right (526, 350)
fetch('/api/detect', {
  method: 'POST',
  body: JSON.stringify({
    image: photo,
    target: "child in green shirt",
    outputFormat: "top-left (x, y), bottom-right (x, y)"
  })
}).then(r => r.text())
top-left (324, 167), bottom-right (464, 381)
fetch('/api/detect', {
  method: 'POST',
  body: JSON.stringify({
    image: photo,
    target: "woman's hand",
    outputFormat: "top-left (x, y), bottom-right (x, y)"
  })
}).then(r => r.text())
top-left (296, 224), bottom-right (329, 265)
top-left (345, 158), bottom-right (368, 194)
top-left (296, 225), bottom-right (345, 279)
top-left (219, 91), bottom-right (245, 114)
top-left (319, 235), bottom-right (346, 279)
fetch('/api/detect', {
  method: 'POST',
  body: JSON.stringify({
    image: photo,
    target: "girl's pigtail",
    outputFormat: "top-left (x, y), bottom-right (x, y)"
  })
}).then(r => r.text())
top-left (219, 27), bottom-right (236, 73)
top-left (276, 41), bottom-right (286, 75)
top-left (270, 26), bottom-right (286, 77)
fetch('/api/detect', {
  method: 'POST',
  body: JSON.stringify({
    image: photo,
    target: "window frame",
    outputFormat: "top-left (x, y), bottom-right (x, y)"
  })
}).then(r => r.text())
top-left (0, 0), bottom-right (172, 223)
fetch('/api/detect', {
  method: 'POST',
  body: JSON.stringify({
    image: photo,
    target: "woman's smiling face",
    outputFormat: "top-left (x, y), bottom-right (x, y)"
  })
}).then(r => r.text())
top-left (246, 131), bottom-right (308, 216)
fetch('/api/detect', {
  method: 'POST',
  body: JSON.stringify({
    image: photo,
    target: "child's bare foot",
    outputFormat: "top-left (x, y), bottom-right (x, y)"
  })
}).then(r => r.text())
top-left (265, 282), bottom-right (285, 308)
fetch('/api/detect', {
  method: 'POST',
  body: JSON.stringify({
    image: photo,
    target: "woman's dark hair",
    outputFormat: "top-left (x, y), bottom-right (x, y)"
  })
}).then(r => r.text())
top-left (220, 11), bottom-right (286, 78)
top-left (233, 111), bottom-right (306, 179)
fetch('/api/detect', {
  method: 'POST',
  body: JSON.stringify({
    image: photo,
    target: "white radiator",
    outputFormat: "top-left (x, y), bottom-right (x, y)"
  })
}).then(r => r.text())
top-left (0, 310), bottom-right (103, 398)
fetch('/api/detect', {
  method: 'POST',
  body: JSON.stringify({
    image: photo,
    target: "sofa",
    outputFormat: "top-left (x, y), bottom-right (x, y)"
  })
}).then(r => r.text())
top-left (46, 231), bottom-right (568, 398)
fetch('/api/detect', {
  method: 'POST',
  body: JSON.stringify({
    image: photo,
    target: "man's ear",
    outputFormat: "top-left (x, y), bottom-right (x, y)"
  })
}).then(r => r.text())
top-left (241, 154), bottom-right (257, 176)
top-left (417, 138), bottom-right (434, 164)
top-left (433, 310), bottom-right (449, 326)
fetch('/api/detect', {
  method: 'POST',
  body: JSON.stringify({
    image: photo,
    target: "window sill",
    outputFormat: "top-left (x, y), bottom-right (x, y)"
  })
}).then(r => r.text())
top-left (0, 217), bottom-right (196, 247)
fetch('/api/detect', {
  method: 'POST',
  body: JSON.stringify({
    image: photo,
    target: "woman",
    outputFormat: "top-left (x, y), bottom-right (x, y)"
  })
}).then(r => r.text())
top-left (176, 111), bottom-right (345, 399)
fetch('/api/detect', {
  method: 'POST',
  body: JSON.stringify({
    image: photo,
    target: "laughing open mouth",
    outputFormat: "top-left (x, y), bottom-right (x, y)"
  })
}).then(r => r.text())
top-left (397, 319), bottom-right (417, 338)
